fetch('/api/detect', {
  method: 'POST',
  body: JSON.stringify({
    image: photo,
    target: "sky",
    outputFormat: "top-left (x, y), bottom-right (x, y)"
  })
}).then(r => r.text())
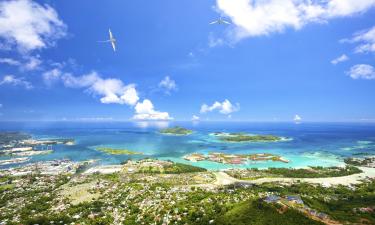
top-left (0, 0), bottom-right (375, 122)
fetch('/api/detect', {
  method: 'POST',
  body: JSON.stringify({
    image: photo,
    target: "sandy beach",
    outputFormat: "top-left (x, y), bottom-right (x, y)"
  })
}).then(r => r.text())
top-left (83, 165), bottom-right (123, 174)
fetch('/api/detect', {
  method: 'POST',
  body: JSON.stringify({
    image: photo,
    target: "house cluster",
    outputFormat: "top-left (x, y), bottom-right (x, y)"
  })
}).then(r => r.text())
top-left (263, 194), bottom-right (337, 224)
top-left (0, 133), bottom-right (75, 167)
top-left (353, 206), bottom-right (375, 213)
top-left (0, 174), bottom-right (69, 224)
top-left (0, 160), bottom-right (84, 176)
top-left (122, 159), bottom-right (173, 173)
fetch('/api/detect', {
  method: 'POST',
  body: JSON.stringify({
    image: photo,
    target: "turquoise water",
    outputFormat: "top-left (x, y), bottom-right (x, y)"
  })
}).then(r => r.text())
top-left (1, 121), bottom-right (375, 170)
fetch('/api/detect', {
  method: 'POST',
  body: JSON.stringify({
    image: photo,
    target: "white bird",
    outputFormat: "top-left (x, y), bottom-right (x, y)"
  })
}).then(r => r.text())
top-left (209, 17), bottom-right (231, 25)
top-left (98, 28), bottom-right (117, 52)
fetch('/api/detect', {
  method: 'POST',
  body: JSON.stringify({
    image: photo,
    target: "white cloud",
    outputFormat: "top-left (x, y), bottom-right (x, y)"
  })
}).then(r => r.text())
top-left (0, 57), bottom-right (21, 66)
top-left (61, 72), bottom-right (139, 106)
top-left (192, 115), bottom-right (200, 121)
top-left (0, 0), bottom-right (66, 52)
top-left (294, 114), bottom-right (302, 122)
top-left (0, 74), bottom-right (32, 89)
top-left (158, 76), bottom-right (177, 94)
top-left (23, 56), bottom-right (41, 70)
top-left (331, 54), bottom-right (349, 65)
top-left (348, 64), bottom-right (375, 80)
top-left (345, 25), bottom-right (375, 53)
top-left (200, 99), bottom-right (239, 115)
top-left (215, 0), bottom-right (375, 42)
top-left (42, 68), bottom-right (62, 86)
top-left (133, 99), bottom-right (173, 121)
top-left (0, 56), bottom-right (41, 71)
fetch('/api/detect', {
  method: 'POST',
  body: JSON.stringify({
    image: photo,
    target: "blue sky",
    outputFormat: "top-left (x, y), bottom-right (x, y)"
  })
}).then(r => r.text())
top-left (0, 0), bottom-right (375, 122)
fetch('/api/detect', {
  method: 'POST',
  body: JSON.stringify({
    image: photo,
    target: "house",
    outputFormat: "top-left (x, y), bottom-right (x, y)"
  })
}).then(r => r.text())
top-left (317, 212), bottom-right (328, 219)
top-left (264, 195), bottom-right (280, 203)
top-left (286, 195), bottom-right (304, 204)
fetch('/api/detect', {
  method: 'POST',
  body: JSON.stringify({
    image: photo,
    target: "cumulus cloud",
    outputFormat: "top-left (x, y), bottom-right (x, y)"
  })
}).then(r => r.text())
top-left (294, 114), bottom-right (302, 122)
top-left (344, 25), bottom-right (375, 53)
top-left (215, 0), bottom-right (375, 42)
top-left (200, 99), bottom-right (240, 115)
top-left (348, 64), bottom-right (375, 80)
top-left (61, 72), bottom-right (139, 106)
top-left (158, 76), bottom-right (177, 94)
top-left (132, 99), bottom-right (173, 121)
top-left (0, 0), bottom-right (66, 52)
top-left (42, 69), bottom-right (173, 120)
top-left (331, 54), bottom-right (349, 65)
top-left (0, 74), bottom-right (32, 89)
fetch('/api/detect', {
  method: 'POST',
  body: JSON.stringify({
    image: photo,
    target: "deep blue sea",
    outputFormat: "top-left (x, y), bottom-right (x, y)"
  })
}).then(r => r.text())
top-left (1, 121), bottom-right (375, 170)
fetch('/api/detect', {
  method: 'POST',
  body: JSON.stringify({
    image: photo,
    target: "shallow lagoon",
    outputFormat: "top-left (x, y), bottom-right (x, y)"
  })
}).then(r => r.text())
top-left (1, 121), bottom-right (375, 170)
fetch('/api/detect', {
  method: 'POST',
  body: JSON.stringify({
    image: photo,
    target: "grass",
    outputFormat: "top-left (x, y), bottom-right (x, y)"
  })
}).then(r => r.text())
top-left (0, 184), bottom-right (15, 191)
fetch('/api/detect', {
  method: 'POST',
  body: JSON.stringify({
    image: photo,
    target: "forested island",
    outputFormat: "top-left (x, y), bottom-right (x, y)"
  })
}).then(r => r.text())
top-left (212, 132), bottom-right (283, 142)
top-left (95, 147), bottom-right (143, 155)
top-left (159, 126), bottom-right (193, 135)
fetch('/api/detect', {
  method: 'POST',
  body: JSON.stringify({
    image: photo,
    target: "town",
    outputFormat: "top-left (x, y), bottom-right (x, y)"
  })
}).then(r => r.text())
top-left (1, 156), bottom-right (375, 224)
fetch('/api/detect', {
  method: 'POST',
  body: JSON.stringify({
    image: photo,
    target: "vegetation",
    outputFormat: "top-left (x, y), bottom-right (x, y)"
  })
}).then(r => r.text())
top-left (344, 157), bottom-right (375, 166)
top-left (216, 200), bottom-right (324, 225)
top-left (252, 181), bottom-right (375, 224)
top-left (96, 147), bottom-right (143, 155)
top-left (2, 169), bottom-right (375, 225)
top-left (159, 126), bottom-right (193, 135)
top-left (228, 166), bottom-right (362, 180)
top-left (219, 134), bottom-right (282, 142)
top-left (263, 166), bottom-right (362, 178)
top-left (163, 163), bottom-right (207, 174)
top-left (138, 162), bottom-right (207, 174)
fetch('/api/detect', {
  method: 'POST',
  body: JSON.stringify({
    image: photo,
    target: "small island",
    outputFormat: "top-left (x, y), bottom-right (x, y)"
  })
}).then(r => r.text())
top-left (95, 147), bottom-right (143, 155)
top-left (159, 126), bottom-right (193, 135)
top-left (212, 132), bottom-right (283, 142)
top-left (183, 152), bottom-right (289, 164)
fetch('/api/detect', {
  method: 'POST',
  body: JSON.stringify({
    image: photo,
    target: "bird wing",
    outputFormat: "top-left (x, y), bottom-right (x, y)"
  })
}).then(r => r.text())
top-left (111, 40), bottom-right (116, 52)
top-left (109, 29), bottom-right (113, 39)
top-left (209, 20), bottom-right (218, 25)
top-left (222, 20), bottom-right (231, 25)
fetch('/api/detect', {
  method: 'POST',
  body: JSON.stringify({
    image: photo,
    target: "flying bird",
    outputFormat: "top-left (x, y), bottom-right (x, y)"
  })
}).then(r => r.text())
top-left (209, 17), bottom-right (231, 25)
top-left (98, 28), bottom-right (117, 52)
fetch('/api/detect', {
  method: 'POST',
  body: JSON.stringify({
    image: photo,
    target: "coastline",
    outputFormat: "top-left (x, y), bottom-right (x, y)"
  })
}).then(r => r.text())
top-left (213, 166), bottom-right (375, 187)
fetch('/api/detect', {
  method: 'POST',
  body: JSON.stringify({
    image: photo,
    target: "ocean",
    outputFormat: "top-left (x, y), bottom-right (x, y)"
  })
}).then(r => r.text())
top-left (1, 121), bottom-right (375, 170)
